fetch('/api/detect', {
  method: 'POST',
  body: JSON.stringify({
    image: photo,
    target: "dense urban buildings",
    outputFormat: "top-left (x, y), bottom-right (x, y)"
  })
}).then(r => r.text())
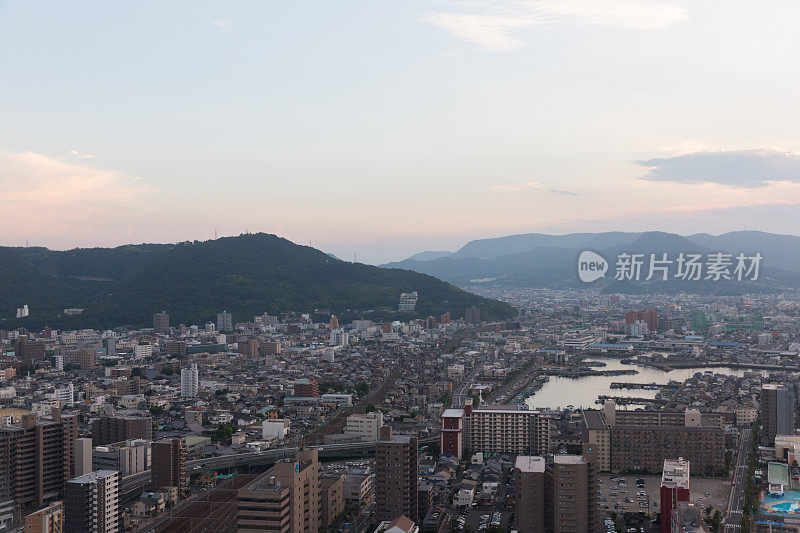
top-left (1, 289), bottom-right (798, 532)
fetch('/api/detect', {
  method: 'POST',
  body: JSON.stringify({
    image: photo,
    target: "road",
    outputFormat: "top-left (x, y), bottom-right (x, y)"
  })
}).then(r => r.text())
top-left (452, 357), bottom-right (486, 407)
top-left (120, 441), bottom-right (379, 499)
top-left (722, 427), bottom-right (751, 532)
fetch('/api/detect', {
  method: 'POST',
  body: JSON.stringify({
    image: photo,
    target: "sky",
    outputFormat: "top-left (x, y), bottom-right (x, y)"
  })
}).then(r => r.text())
top-left (4, 0), bottom-right (800, 264)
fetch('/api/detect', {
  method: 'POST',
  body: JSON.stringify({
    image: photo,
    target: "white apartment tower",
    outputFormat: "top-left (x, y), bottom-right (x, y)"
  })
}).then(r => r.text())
top-left (180, 363), bottom-right (199, 398)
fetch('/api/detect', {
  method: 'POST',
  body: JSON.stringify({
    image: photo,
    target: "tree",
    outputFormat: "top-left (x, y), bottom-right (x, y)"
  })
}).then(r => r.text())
top-left (426, 442), bottom-right (441, 457)
top-left (149, 405), bottom-right (164, 416)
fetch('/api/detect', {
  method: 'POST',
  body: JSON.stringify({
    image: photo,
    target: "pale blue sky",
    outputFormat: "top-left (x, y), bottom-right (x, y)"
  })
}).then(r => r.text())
top-left (3, 0), bottom-right (800, 263)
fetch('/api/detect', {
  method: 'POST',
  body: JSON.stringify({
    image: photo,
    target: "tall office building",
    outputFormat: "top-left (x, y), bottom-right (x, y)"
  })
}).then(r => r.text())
top-left (514, 448), bottom-right (599, 533)
top-left (237, 448), bottom-right (321, 533)
top-left (180, 363), bottom-right (199, 398)
top-left (91, 414), bottom-right (152, 445)
top-left (64, 470), bottom-right (119, 533)
top-left (216, 310), bottom-right (233, 332)
top-left (24, 501), bottom-right (64, 533)
top-left (514, 456), bottom-right (546, 533)
top-left (375, 426), bottom-right (418, 522)
top-left (464, 307), bottom-right (480, 324)
top-left (0, 411), bottom-right (79, 508)
top-left (152, 311), bottom-right (169, 334)
top-left (660, 457), bottom-right (690, 533)
top-left (151, 438), bottom-right (186, 491)
top-left (762, 383), bottom-right (795, 446)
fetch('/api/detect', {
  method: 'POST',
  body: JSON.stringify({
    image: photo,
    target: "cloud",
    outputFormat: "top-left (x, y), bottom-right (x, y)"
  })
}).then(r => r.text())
top-left (422, 0), bottom-right (687, 52)
top-left (491, 181), bottom-right (541, 191)
top-left (69, 149), bottom-right (96, 159)
top-left (490, 182), bottom-right (579, 195)
top-left (0, 151), bottom-right (154, 242)
top-left (637, 149), bottom-right (800, 188)
top-left (212, 20), bottom-right (234, 32)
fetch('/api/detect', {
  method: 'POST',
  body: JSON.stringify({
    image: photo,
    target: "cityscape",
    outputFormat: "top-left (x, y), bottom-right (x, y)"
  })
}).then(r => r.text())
top-left (5, 1), bottom-right (800, 533)
top-left (3, 285), bottom-right (800, 533)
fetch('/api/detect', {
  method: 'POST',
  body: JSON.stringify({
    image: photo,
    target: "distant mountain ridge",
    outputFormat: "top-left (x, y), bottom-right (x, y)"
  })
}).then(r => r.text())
top-left (381, 230), bottom-right (800, 293)
top-left (1, 234), bottom-right (514, 328)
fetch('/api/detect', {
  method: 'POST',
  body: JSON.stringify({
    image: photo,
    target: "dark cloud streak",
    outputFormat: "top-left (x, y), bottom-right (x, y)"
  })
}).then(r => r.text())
top-left (637, 149), bottom-right (800, 188)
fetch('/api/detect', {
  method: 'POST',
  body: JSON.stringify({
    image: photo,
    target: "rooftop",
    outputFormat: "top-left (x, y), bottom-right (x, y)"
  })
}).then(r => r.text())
top-left (69, 470), bottom-right (118, 484)
top-left (515, 456), bottom-right (546, 473)
top-left (661, 457), bottom-right (690, 488)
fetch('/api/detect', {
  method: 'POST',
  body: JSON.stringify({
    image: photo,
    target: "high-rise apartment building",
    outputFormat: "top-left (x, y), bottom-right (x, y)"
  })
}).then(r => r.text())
top-left (152, 311), bottom-right (169, 334)
top-left (0, 411), bottom-right (79, 508)
top-left (293, 378), bottom-right (319, 398)
top-left (151, 438), bottom-right (186, 492)
top-left (345, 412), bottom-right (384, 441)
top-left (514, 456), bottom-right (546, 533)
top-left (549, 451), bottom-right (600, 533)
top-left (15, 335), bottom-right (45, 362)
top-left (238, 337), bottom-right (259, 356)
top-left (236, 448), bottom-right (321, 533)
top-left (440, 400), bottom-right (551, 458)
top-left (762, 383), bottom-right (795, 446)
top-left (91, 414), bottom-right (152, 445)
top-left (64, 470), bottom-right (119, 533)
top-left (464, 307), bottom-right (480, 324)
top-left (625, 309), bottom-right (658, 331)
top-left (514, 448), bottom-right (600, 533)
top-left (320, 475), bottom-right (344, 528)
top-left (24, 501), bottom-right (64, 533)
top-left (180, 363), bottom-right (199, 398)
top-left (660, 457), bottom-right (690, 533)
top-left (581, 403), bottom-right (725, 475)
top-left (216, 310), bottom-right (233, 332)
top-left (375, 426), bottom-right (418, 522)
top-left (398, 292), bottom-right (418, 311)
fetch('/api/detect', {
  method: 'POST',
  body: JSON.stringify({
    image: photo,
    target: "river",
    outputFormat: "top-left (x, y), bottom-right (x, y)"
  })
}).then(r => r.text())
top-left (525, 358), bottom-right (766, 410)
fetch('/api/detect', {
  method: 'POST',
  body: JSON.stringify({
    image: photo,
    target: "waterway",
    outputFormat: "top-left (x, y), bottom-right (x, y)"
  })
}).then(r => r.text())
top-left (525, 358), bottom-right (766, 410)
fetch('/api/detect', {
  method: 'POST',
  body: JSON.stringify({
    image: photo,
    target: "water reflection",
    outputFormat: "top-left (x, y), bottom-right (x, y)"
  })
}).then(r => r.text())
top-left (525, 358), bottom-right (764, 410)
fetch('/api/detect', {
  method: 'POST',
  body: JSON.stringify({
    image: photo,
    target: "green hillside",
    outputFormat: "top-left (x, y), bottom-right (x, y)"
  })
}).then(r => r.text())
top-left (0, 234), bottom-right (515, 329)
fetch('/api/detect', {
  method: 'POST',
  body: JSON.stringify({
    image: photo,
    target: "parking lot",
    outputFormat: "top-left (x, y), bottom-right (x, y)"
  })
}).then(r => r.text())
top-left (598, 475), bottom-right (728, 517)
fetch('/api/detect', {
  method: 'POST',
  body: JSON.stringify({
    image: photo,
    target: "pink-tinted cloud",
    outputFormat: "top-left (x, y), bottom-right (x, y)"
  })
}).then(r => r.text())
top-left (0, 151), bottom-right (154, 245)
